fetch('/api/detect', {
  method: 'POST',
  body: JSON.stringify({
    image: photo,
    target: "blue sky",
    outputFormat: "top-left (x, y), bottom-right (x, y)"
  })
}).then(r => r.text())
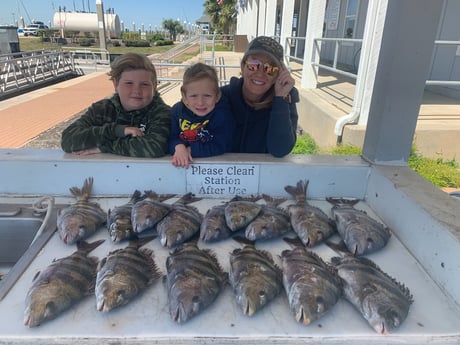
top-left (1, 0), bottom-right (207, 29)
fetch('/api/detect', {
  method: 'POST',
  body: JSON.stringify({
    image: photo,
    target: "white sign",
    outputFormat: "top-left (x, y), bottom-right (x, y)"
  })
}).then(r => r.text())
top-left (186, 164), bottom-right (260, 197)
top-left (326, 0), bottom-right (340, 31)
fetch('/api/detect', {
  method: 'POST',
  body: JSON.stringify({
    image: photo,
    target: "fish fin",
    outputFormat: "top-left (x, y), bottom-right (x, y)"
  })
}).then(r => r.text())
top-left (76, 239), bottom-right (105, 254)
top-left (283, 236), bottom-right (304, 249)
top-left (325, 239), bottom-right (350, 255)
top-left (326, 197), bottom-right (360, 207)
top-left (232, 235), bottom-right (255, 247)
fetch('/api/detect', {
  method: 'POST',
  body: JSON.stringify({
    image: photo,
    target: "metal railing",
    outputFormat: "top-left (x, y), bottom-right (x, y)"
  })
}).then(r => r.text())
top-left (0, 50), bottom-right (80, 98)
top-left (285, 36), bottom-right (460, 87)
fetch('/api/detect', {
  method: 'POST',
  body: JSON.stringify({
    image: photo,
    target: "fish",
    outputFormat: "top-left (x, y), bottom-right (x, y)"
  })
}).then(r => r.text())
top-left (95, 236), bottom-right (161, 312)
top-left (326, 197), bottom-right (391, 256)
top-left (24, 239), bottom-right (105, 327)
top-left (331, 255), bottom-right (413, 334)
top-left (200, 203), bottom-right (233, 243)
top-left (57, 177), bottom-right (107, 245)
top-left (284, 180), bottom-right (336, 247)
top-left (107, 190), bottom-right (146, 242)
top-left (166, 241), bottom-right (227, 323)
top-left (245, 195), bottom-right (291, 241)
top-left (131, 190), bottom-right (172, 234)
top-left (224, 196), bottom-right (263, 232)
top-left (229, 237), bottom-right (283, 316)
top-left (281, 237), bottom-right (342, 325)
top-left (156, 193), bottom-right (203, 248)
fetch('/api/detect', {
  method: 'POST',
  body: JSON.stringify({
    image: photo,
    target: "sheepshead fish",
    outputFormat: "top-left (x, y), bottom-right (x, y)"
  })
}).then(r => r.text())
top-left (57, 177), bottom-right (106, 245)
top-left (229, 237), bottom-right (283, 316)
top-left (156, 193), bottom-right (203, 248)
top-left (281, 237), bottom-right (342, 325)
top-left (245, 195), bottom-right (291, 241)
top-left (24, 239), bottom-right (105, 327)
top-left (284, 180), bottom-right (336, 247)
top-left (131, 190), bottom-right (172, 234)
top-left (326, 197), bottom-right (391, 256)
top-left (224, 196), bottom-right (263, 232)
top-left (107, 190), bottom-right (146, 242)
top-left (200, 203), bottom-right (233, 242)
top-left (95, 236), bottom-right (161, 312)
top-left (331, 255), bottom-right (413, 334)
top-left (166, 241), bottom-right (227, 323)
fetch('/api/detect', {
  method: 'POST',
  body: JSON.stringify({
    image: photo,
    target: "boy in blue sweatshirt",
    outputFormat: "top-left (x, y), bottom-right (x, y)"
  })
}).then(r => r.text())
top-left (169, 63), bottom-right (234, 168)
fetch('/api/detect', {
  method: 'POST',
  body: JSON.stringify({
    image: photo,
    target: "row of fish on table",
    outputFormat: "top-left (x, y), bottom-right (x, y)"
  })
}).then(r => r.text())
top-left (24, 177), bottom-right (413, 336)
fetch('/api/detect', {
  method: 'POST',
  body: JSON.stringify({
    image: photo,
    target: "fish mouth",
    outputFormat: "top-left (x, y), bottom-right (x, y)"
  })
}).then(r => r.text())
top-left (374, 322), bottom-right (387, 335)
top-left (243, 300), bottom-right (255, 317)
top-left (295, 306), bottom-right (311, 325)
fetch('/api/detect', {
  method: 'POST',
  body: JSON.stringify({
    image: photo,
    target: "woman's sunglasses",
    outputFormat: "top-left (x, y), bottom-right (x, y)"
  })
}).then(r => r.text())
top-left (245, 60), bottom-right (280, 76)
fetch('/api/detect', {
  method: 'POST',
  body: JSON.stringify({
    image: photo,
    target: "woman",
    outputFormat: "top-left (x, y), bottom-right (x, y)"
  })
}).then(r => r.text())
top-left (221, 36), bottom-right (299, 157)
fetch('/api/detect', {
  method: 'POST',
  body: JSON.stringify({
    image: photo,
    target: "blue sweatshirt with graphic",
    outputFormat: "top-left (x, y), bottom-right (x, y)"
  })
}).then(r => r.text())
top-left (169, 95), bottom-right (235, 158)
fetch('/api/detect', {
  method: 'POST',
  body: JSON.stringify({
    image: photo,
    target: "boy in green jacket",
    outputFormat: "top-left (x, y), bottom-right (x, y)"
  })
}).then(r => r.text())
top-left (61, 53), bottom-right (171, 157)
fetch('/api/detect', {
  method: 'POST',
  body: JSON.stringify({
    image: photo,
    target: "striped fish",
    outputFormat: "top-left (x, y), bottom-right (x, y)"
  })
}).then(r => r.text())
top-left (229, 237), bottom-right (283, 316)
top-left (131, 190), bottom-right (172, 234)
top-left (107, 190), bottom-right (146, 242)
top-left (281, 237), bottom-right (342, 325)
top-left (95, 236), bottom-right (161, 312)
top-left (200, 201), bottom-right (233, 243)
top-left (166, 241), bottom-right (227, 323)
top-left (284, 180), bottom-right (336, 247)
top-left (24, 239), bottom-right (105, 327)
top-left (326, 197), bottom-right (391, 256)
top-left (245, 195), bottom-right (291, 241)
top-left (156, 193), bottom-right (203, 248)
top-left (57, 177), bottom-right (106, 245)
top-left (331, 255), bottom-right (413, 334)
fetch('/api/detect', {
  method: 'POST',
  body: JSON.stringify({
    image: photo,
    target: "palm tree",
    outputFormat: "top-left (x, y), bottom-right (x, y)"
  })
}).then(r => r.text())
top-left (162, 19), bottom-right (184, 41)
top-left (204, 0), bottom-right (237, 34)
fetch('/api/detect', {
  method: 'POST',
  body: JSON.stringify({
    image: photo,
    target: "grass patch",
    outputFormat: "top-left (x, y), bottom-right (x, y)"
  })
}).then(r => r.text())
top-left (291, 135), bottom-right (460, 188)
top-left (291, 133), bottom-right (318, 154)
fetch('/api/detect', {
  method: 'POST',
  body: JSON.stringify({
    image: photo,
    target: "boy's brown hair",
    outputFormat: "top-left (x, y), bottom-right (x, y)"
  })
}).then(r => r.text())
top-left (181, 63), bottom-right (220, 95)
top-left (108, 52), bottom-right (157, 84)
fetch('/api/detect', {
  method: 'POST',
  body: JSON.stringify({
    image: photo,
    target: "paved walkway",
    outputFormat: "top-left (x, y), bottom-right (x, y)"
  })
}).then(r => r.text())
top-left (0, 72), bottom-right (114, 148)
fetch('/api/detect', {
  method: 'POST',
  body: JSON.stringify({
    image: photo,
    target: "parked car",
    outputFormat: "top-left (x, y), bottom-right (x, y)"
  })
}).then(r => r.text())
top-left (23, 23), bottom-right (48, 36)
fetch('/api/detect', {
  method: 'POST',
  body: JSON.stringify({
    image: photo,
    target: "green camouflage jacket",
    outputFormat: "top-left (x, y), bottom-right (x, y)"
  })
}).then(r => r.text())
top-left (61, 93), bottom-right (171, 157)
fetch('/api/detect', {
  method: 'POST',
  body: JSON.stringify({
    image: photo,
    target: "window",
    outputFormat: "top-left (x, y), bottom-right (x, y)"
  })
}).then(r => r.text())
top-left (344, 0), bottom-right (358, 38)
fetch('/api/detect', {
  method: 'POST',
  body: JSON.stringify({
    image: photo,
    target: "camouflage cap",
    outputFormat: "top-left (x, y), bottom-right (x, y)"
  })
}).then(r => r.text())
top-left (243, 36), bottom-right (284, 67)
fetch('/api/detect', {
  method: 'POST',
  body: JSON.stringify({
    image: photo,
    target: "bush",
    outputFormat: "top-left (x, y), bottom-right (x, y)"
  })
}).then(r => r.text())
top-left (153, 39), bottom-right (174, 46)
top-left (112, 40), bottom-right (121, 47)
top-left (124, 40), bottom-right (151, 47)
top-left (79, 38), bottom-right (92, 46)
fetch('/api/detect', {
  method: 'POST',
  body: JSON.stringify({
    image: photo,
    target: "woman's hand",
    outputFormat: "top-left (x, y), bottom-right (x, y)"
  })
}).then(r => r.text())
top-left (274, 63), bottom-right (295, 98)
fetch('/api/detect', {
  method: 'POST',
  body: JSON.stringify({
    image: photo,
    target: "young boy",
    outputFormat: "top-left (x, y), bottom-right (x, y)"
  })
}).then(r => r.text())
top-left (169, 63), bottom-right (234, 168)
top-left (61, 53), bottom-right (171, 157)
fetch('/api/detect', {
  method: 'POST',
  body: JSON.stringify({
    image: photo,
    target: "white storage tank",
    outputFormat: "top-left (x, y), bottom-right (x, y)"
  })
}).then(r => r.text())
top-left (53, 12), bottom-right (121, 38)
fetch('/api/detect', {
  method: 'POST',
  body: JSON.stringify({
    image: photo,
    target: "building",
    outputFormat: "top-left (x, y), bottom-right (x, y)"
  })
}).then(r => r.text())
top-left (235, 0), bottom-right (460, 160)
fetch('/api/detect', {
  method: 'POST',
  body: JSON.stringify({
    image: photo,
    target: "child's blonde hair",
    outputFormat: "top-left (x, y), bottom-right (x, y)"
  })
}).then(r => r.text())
top-left (181, 63), bottom-right (220, 95)
top-left (108, 53), bottom-right (157, 84)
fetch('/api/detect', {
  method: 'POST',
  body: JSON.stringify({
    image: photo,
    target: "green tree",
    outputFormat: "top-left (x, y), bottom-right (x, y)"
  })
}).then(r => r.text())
top-left (204, 0), bottom-right (236, 34)
top-left (162, 19), bottom-right (184, 41)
